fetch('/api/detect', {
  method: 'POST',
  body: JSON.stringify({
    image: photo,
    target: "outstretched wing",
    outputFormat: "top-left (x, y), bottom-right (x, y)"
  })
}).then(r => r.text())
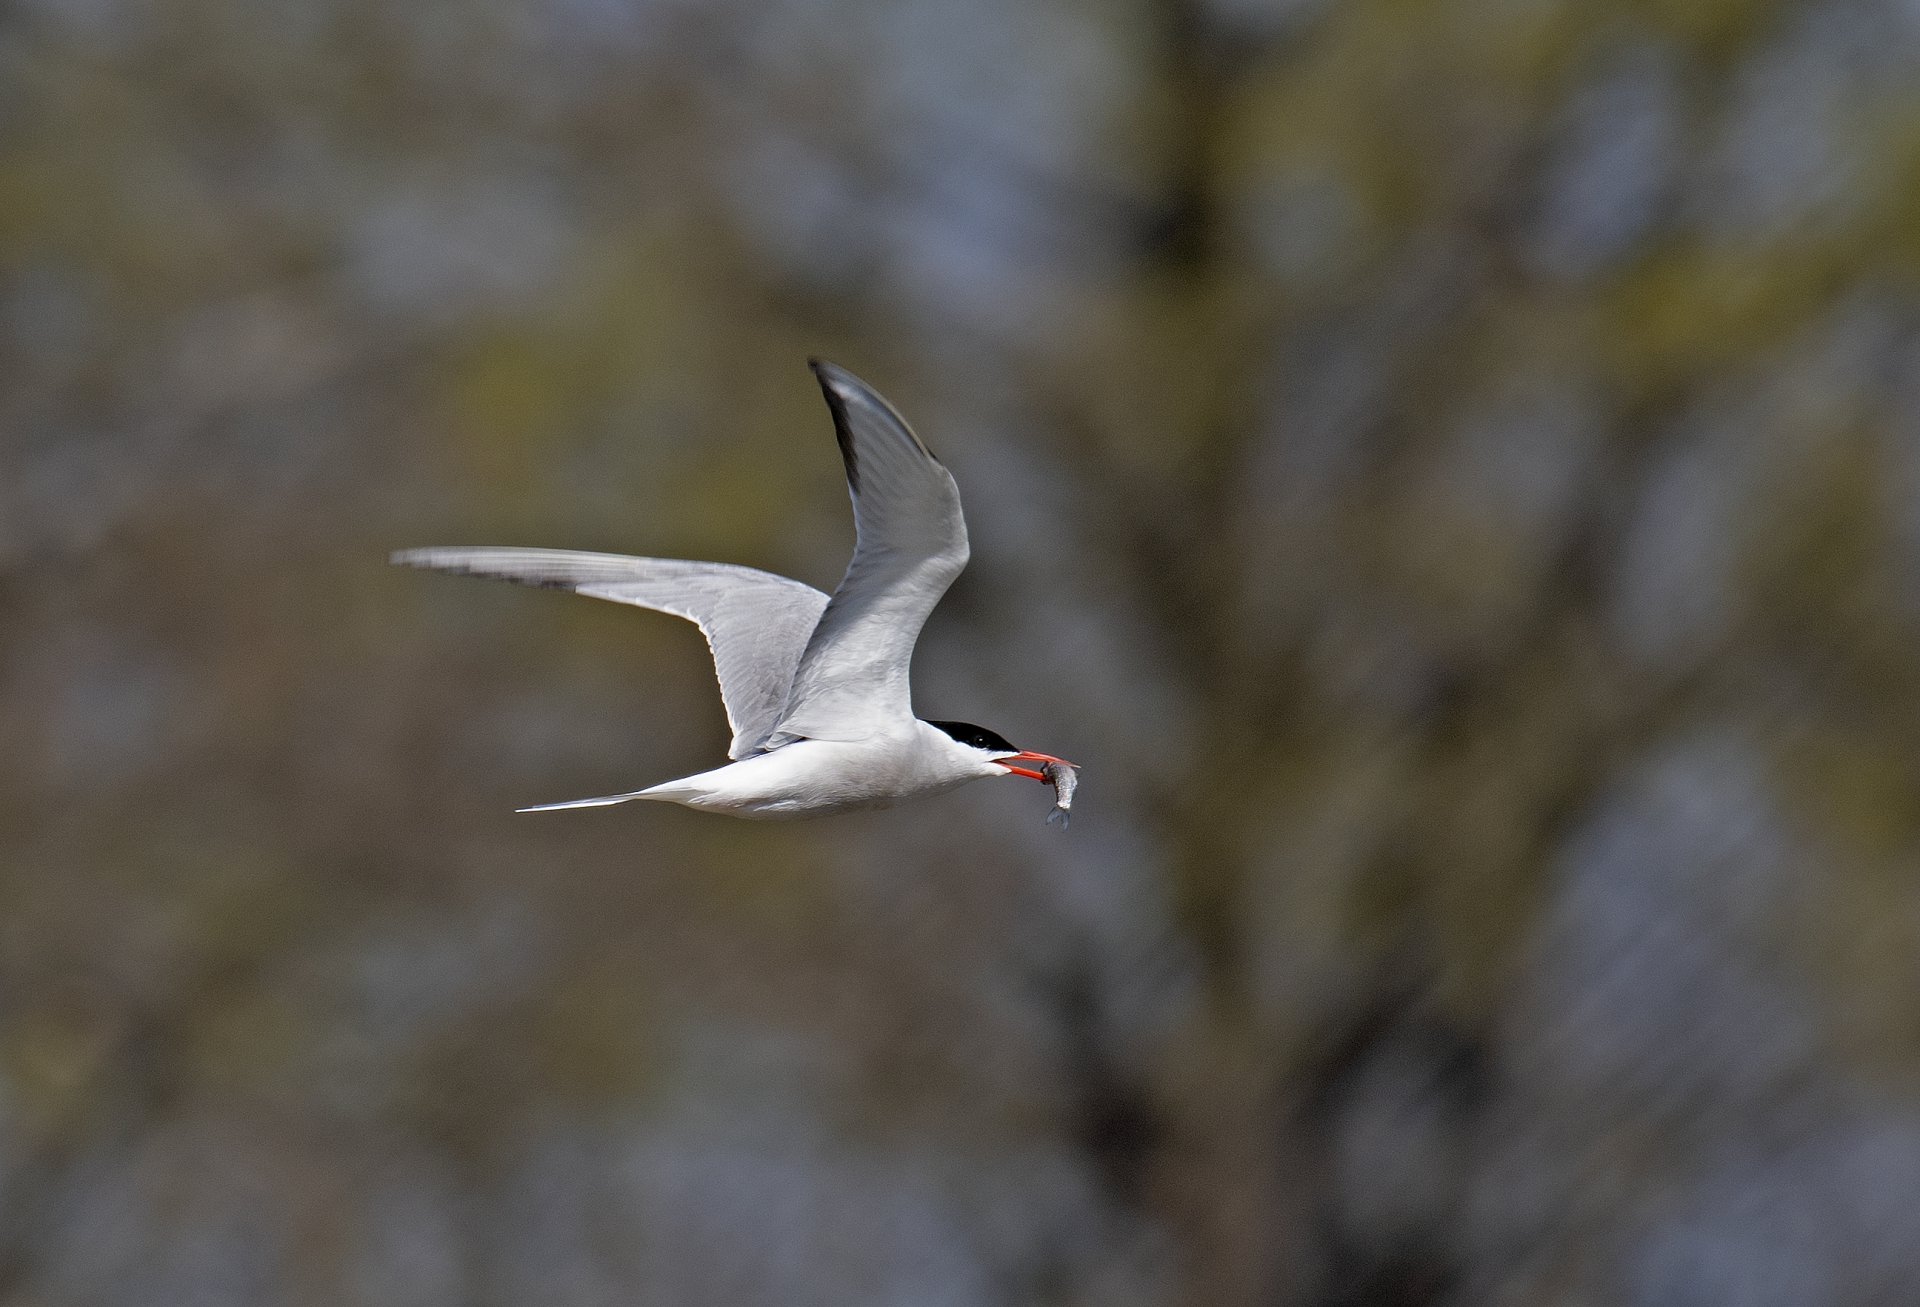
top-left (769, 361), bottom-right (969, 744)
top-left (391, 547), bottom-right (829, 759)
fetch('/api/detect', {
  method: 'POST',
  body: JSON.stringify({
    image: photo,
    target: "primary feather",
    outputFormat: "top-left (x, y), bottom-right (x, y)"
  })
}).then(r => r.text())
top-left (768, 360), bottom-right (969, 745)
top-left (388, 547), bottom-right (828, 759)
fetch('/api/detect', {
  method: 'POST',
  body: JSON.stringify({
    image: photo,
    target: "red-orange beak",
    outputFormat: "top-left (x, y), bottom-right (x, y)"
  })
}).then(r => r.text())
top-left (999, 750), bottom-right (1071, 781)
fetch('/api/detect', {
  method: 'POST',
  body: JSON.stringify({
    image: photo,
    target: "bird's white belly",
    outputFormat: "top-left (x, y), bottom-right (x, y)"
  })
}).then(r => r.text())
top-left (641, 737), bottom-right (974, 819)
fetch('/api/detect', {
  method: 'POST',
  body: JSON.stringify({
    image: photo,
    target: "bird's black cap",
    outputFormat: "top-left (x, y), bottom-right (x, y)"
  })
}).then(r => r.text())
top-left (928, 720), bottom-right (1019, 753)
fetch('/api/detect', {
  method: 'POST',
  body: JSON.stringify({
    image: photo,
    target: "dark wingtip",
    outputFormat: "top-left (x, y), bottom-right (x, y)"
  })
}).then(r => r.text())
top-left (386, 549), bottom-right (579, 591)
top-left (804, 358), bottom-right (944, 479)
top-left (389, 548), bottom-right (446, 569)
top-left (809, 357), bottom-right (858, 394)
top-left (809, 358), bottom-right (861, 495)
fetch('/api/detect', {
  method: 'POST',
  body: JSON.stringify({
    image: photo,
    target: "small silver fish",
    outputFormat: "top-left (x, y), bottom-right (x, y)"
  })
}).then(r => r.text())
top-left (1041, 760), bottom-right (1078, 827)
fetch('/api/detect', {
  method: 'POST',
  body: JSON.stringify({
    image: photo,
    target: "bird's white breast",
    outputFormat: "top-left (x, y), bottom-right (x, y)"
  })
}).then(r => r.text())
top-left (640, 727), bottom-right (998, 819)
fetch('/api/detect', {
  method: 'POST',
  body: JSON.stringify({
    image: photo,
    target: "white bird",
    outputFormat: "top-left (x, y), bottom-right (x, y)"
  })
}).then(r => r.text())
top-left (393, 360), bottom-right (1074, 820)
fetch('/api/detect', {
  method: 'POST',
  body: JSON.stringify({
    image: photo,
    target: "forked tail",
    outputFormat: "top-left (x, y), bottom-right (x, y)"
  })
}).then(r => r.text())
top-left (515, 783), bottom-right (704, 813)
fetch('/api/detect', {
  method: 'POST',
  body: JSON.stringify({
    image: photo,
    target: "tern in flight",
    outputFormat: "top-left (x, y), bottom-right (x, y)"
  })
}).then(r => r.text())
top-left (393, 361), bottom-right (1076, 821)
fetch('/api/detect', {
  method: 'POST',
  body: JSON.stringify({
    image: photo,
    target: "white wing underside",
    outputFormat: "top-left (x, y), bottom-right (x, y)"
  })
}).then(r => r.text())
top-left (389, 547), bottom-right (829, 759)
top-left (767, 360), bottom-right (969, 744)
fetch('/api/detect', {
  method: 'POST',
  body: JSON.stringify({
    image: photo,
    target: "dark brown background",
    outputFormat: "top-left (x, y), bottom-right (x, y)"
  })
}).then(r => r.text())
top-left (5, 1), bottom-right (1920, 1303)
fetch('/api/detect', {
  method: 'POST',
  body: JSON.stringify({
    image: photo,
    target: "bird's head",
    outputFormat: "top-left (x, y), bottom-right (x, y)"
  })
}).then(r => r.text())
top-left (927, 720), bottom-right (1071, 780)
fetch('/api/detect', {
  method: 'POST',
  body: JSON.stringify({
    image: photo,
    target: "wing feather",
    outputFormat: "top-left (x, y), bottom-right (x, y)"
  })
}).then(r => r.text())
top-left (769, 362), bottom-right (968, 743)
top-left (390, 547), bottom-right (828, 758)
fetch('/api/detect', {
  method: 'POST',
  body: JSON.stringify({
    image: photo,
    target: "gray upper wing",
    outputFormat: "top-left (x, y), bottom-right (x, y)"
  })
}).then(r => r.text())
top-left (769, 361), bottom-right (969, 743)
top-left (390, 547), bottom-right (829, 758)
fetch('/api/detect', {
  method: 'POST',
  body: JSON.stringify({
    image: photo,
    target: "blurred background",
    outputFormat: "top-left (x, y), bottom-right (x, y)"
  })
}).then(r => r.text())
top-left (5, 0), bottom-right (1920, 1302)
